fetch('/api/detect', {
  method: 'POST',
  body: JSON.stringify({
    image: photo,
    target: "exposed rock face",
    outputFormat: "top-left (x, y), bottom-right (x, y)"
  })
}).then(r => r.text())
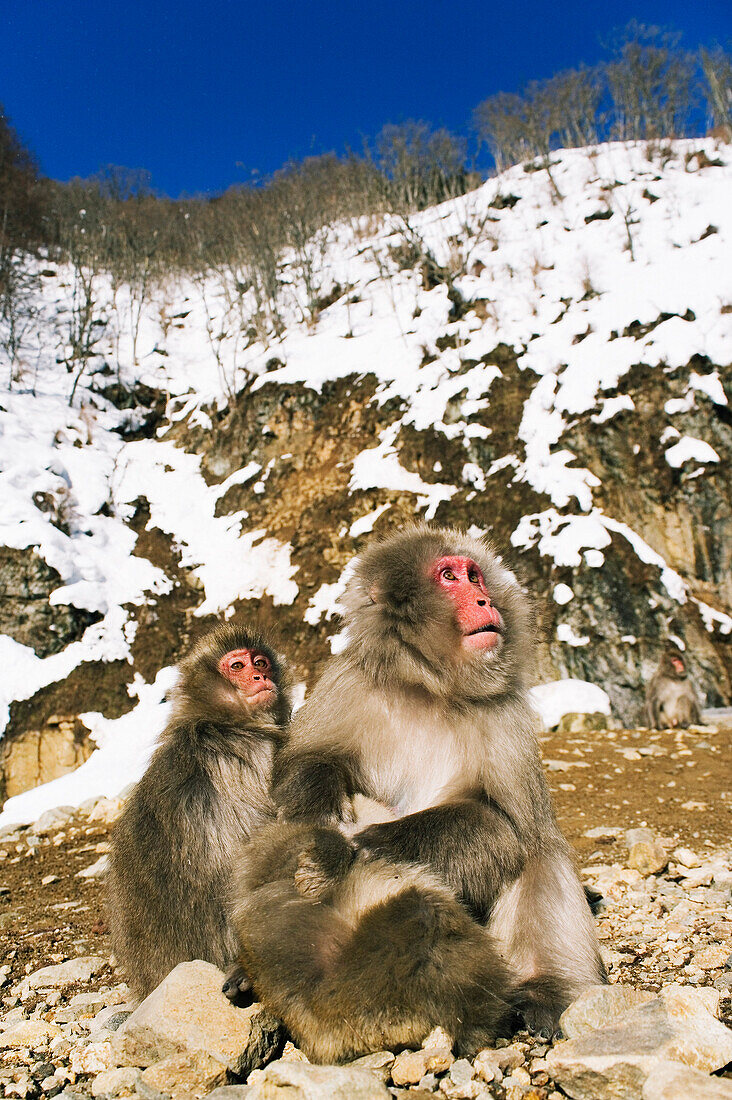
top-left (0, 714), bottom-right (93, 800)
top-left (0, 547), bottom-right (101, 658)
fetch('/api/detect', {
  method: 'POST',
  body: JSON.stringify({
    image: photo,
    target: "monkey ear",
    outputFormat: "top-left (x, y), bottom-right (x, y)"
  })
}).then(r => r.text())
top-left (368, 584), bottom-right (380, 606)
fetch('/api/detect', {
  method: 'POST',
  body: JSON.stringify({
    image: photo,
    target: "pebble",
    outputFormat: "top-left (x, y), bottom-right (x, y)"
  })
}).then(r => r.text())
top-left (14, 956), bottom-right (107, 997)
top-left (628, 840), bottom-right (668, 875)
top-left (90, 1066), bottom-right (141, 1098)
top-left (392, 1047), bottom-right (454, 1085)
top-left (0, 1020), bottom-right (64, 1049)
top-left (247, 1060), bottom-right (391, 1098)
top-left (76, 855), bottom-right (110, 880)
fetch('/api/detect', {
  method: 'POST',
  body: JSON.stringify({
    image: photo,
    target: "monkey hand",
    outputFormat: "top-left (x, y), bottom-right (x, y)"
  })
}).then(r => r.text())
top-left (293, 827), bottom-right (357, 900)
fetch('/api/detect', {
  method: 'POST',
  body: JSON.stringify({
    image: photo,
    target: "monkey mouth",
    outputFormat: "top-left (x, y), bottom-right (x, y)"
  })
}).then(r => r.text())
top-left (463, 624), bottom-right (503, 651)
top-left (245, 684), bottom-right (277, 707)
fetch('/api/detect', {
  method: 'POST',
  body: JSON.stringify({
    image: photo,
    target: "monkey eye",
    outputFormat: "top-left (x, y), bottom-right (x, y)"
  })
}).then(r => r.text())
top-left (253, 656), bottom-right (270, 670)
top-left (468, 569), bottom-right (480, 584)
top-left (441, 568), bottom-right (456, 581)
top-left (230, 660), bottom-right (244, 671)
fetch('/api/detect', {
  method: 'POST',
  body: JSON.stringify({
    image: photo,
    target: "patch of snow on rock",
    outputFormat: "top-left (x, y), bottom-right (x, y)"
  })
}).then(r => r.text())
top-left (531, 679), bottom-right (611, 729)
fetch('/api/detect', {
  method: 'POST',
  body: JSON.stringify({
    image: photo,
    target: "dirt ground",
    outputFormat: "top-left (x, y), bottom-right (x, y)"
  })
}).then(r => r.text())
top-left (0, 720), bottom-right (729, 1000)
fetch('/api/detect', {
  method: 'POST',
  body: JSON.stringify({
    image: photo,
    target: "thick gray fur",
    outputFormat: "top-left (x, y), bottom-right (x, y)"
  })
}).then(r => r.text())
top-left (273, 524), bottom-right (606, 1033)
top-left (107, 624), bottom-right (291, 1002)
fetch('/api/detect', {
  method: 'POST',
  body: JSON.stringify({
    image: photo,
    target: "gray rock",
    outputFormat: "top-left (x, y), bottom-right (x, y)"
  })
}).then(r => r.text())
top-left (391, 1047), bottom-right (454, 1085)
top-left (247, 1061), bottom-right (390, 1098)
top-left (139, 1050), bottom-right (228, 1100)
top-left (16, 956), bottom-right (107, 995)
top-left (439, 1057), bottom-right (484, 1098)
top-left (547, 985), bottom-right (732, 1099)
top-left (642, 1061), bottom-right (732, 1098)
top-left (89, 1006), bottom-right (133, 1034)
top-left (584, 827), bottom-right (623, 841)
top-left (0, 1019), bottom-right (64, 1048)
top-left (628, 841), bottom-right (668, 876)
top-left (90, 1067), bottom-right (142, 1098)
top-left (76, 855), bottom-right (110, 879)
top-left (625, 828), bottom-right (655, 849)
top-left (34, 807), bottom-right (75, 834)
top-left (348, 1051), bottom-right (395, 1081)
top-left (560, 985), bottom-right (656, 1039)
top-left (204, 1088), bottom-right (252, 1100)
top-left (112, 961), bottom-right (283, 1076)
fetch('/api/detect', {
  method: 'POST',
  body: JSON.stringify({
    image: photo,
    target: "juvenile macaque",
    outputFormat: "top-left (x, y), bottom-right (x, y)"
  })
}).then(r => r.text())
top-left (228, 821), bottom-right (516, 1063)
top-left (108, 625), bottom-right (291, 1001)
top-left (646, 646), bottom-right (701, 729)
top-left (271, 524), bottom-right (606, 1034)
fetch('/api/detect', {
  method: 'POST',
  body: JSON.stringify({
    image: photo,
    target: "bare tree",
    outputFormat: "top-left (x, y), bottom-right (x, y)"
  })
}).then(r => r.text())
top-left (0, 104), bottom-right (44, 383)
top-left (49, 179), bottom-right (111, 403)
top-left (701, 46), bottom-right (732, 133)
top-left (605, 22), bottom-right (697, 140)
top-left (370, 121), bottom-right (468, 211)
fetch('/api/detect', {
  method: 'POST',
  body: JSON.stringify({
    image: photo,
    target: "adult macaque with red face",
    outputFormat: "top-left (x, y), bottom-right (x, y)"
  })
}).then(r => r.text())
top-left (108, 625), bottom-right (291, 1001)
top-left (646, 644), bottom-right (701, 729)
top-left (268, 524), bottom-right (605, 1036)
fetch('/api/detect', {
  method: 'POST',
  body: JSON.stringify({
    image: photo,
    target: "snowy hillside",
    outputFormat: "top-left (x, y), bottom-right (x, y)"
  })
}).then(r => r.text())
top-left (1, 138), bottom-right (730, 823)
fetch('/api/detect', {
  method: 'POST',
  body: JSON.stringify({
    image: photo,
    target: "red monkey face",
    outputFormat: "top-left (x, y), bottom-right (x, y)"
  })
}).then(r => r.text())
top-left (218, 648), bottom-right (277, 708)
top-left (670, 656), bottom-right (685, 675)
top-left (432, 556), bottom-right (504, 653)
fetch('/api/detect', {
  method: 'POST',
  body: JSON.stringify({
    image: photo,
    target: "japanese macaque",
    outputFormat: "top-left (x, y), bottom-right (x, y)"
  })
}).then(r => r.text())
top-left (270, 524), bottom-right (606, 1035)
top-left (646, 646), bottom-right (701, 729)
top-left (228, 821), bottom-right (516, 1063)
top-left (108, 625), bottom-right (291, 1002)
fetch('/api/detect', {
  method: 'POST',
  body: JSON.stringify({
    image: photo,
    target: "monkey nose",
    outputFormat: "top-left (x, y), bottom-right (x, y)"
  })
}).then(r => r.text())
top-left (477, 599), bottom-right (486, 606)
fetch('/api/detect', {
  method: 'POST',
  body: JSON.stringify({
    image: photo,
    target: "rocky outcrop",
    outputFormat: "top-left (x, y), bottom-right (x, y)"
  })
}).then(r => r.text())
top-left (0, 714), bottom-right (93, 800)
top-left (0, 547), bottom-right (100, 657)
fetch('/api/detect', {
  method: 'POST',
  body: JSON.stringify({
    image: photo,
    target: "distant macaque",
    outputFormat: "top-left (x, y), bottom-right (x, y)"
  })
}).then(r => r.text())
top-left (228, 821), bottom-right (516, 1063)
top-left (646, 645), bottom-right (701, 729)
top-left (108, 625), bottom-right (291, 1001)
top-left (269, 524), bottom-right (605, 1035)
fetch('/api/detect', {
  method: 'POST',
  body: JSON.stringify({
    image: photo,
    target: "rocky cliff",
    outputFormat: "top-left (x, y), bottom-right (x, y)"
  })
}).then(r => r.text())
top-left (1, 139), bottom-right (730, 813)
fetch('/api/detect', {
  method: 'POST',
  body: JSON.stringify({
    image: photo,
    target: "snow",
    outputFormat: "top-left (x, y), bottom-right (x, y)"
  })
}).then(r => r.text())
top-left (114, 441), bottom-right (299, 615)
top-left (664, 436), bottom-right (721, 468)
top-left (689, 370), bottom-right (727, 405)
top-left (0, 668), bottom-right (176, 826)
top-left (553, 584), bottom-right (574, 605)
top-left (349, 503), bottom-right (391, 539)
top-left (349, 426), bottom-right (457, 520)
top-left (531, 679), bottom-right (612, 730)
top-left (556, 623), bottom-right (590, 647)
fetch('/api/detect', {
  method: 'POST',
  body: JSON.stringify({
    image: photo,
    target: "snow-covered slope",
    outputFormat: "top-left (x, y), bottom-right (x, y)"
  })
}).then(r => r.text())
top-left (1, 139), bottom-right (730, 823)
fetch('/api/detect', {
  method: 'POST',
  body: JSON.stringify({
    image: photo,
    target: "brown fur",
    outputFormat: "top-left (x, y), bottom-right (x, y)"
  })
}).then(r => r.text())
top-left (229, 822), bottom-right (515, 1063)
top-left (646, 645), bottom-right (701, 729)
top-left (272, 524), bottom-right (606, 1034)
top-left (107, 624), bottom-right (291, 1002)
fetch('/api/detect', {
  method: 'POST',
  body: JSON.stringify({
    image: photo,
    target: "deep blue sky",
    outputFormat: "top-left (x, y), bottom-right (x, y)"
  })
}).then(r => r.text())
top-left (1, 1), bottom-right (729, 197)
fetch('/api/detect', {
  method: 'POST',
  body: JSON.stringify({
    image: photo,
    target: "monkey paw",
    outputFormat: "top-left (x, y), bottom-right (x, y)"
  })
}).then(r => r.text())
top-left (222, 964), bottom-right (254, 1008)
